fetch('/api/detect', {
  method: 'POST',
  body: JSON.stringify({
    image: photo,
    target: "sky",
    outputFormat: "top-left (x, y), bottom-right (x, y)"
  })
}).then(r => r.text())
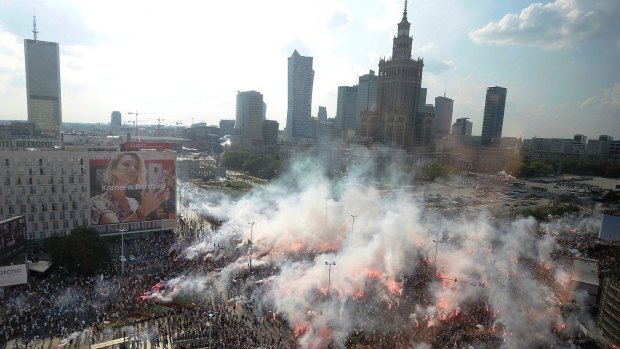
top-left (0, 0), bottom-right (618, 139)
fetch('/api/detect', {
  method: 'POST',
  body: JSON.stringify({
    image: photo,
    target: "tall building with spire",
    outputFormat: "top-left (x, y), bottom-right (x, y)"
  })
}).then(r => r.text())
top-left (358, 0), bottom-right (424, 149)
top-left (286, 50), bottom-right (314, 140)
top-left (24, 16), bottom-right (62, 139)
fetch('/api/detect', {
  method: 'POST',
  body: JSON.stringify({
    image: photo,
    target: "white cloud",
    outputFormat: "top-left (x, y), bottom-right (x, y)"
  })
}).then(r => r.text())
top-left (469, 0), bottom-right (620, 49)
top-left (580, 83), bottom-right (620, 110)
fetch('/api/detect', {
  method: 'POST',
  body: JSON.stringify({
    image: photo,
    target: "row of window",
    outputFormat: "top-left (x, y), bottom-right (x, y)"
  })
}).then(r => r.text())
top-left (1, 184), bottom-right (88, 196)
top-left (1, 167), bottom-right (86, 177)
top-left (4, 157), bottom-right (85, 166)
top-left (0, 203), bottom-right (86, 216)
top-left (3, 193), bottom-right (87, 205)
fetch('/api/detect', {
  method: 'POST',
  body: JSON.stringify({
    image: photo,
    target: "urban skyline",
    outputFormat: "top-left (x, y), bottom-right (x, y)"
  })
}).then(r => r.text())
top-left (0, 0), bottom-right (618, 139)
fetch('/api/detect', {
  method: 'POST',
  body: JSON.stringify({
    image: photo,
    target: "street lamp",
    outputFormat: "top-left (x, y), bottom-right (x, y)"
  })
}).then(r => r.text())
top-left (208, 312), bottom-right (215, 349)
top-left (119, 228), bottom-right (127, 275)
top-left (248, 222), bottom-right (255, 272)
top-left (325, 197), bottom-right (328, 219)
top-left (350, 215), bottom-right (357, 233)
top-left (325, 262), bottom-right (336, 295)
top-left (432, 239), bottom-right (443, 269)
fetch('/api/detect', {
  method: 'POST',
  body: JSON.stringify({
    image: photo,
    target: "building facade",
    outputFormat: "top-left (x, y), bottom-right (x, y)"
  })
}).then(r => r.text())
top-left (236, 90), bottom-right (265, 145)
top-left (286, 50), bottom-right (314, 140)
top-left (452, 117), bottom-right (472, 136)
top-left (0, 121), bottom-right (35, 139)
top-left (357, 70), bottom-right (378, 117)
top-left (480, 86), bottom-right (507, 146)
top-left (336, 85), bottom-right (358, 137)
top-left (357, 2), bottom-right (424, 149)
top-left (111, 111), bottom-right (122, 129)
top-left (262, 120), bottom-right (279, 146)
top-left (24, 39), bottom-right (62, 139)
top-left (318, 106), bottom-right (327, 122)
top-left (434, 96), bottom-right (454, 135)
top-left (598, 272), bottom-right (620, 345)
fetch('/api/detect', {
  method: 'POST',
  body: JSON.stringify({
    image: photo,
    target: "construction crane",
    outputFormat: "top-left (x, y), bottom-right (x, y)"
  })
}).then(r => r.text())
top-left (127, 111), bottom-right (164, 137)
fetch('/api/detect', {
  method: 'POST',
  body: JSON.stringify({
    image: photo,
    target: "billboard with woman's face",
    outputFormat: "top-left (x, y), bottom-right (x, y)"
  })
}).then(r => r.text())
top-left (90, 152), bottom-right (176, 225)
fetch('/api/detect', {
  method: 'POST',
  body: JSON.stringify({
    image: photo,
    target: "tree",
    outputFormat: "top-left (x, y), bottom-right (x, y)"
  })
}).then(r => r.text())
top-left (47, 226), bottom-right (111, 275)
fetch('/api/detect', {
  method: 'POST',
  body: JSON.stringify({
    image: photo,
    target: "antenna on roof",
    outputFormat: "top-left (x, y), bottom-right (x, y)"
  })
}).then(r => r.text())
top-left (32, 14), bottom-right (38, 41)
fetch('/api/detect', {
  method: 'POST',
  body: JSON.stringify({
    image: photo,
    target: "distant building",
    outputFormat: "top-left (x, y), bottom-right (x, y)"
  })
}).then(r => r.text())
top-left (336, 85), bottom-right (358, 136)
top-left (451, 117), bottom-right (472, 136)
top-left (219, 119), bottom-right (235, 136)
top-left (357, 2), bottom-right (424, 150)
top-left (262, 120), bottom-right (279, 146)
top-left (357, 69), bottom-right (378, 116)
top-left (111, 111), bottom-right (122, 129)
top-left (24, 38), bottom-right (62, 139)
top-left (286, 50), bottom-right (314, 140)
top-left (0, 121), bottom-right (35, 139)
top-left (318, 106), bottom-right (327, 122)
top-left (418, 88), bottom-right (427, 111)
top-left (434, 96), bottom-right (454, 135)
top-left (236, 90), bottom-right (265, 145)
top-left (598, 272), bottom-right (620, 345)
top-left (480, 86), bottom-right (507, 146)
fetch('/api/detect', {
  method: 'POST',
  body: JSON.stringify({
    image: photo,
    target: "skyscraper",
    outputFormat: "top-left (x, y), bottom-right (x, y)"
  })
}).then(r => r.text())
top-left (336, 85), bottom-right (358, 136)
top-left (236, 90), bottom-right (265, 144)
top-left (357, 1), bottom-right (424, 148)
top-left (111, 111), bottom-right (122, 128)
top-left (24, 18), bottom-right (62, 139)
top-left (286, 50), bottom-right (314, 140)
top-left (318, 106), bottom-right (327, 122)
top-left (356, 70), bottom-right (378, 116)
top-left (480, 86), bottom-right (507, 146)
top-left (434, 96), bottom-right (454, 135)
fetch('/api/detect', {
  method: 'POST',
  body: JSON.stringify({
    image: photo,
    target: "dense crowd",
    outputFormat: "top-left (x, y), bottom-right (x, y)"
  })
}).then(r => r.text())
top-left (0, 208), bottom-right (617, 349)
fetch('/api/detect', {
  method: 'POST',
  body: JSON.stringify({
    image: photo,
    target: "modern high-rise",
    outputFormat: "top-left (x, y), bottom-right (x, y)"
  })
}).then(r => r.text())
top-left (434, 96), bottom-right (454, 135)
top-left (262, 120), bottom-right (279, 146)
top-left (451, 117), bottom-right (472, 136)
top-left (357, 1), bottom-right (424, 149)
top-left (336, 86), bottom-right (358, 136)
top-left (480, 86), bottom-right (507, 146)
top-left (24, 37), bottom-right (62, 139)
top-left (418, 88), bottom-right (427, 111)
top-left (111, 111), bottom-right (122, 128)
top-left (286, 50), bottom-right (314, 140)
top-left (318, 106), bottom-right (327, 122)
top-left (356, 70), bottom-right (378, 116)
top-left (236, 91), bottom-right (265, 143)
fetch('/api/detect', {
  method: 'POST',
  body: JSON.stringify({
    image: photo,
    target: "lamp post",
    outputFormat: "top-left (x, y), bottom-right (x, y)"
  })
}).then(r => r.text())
top-left (325, 262), bottom-right (336, 295)
top-left (325, 197), bottom-right (328, 219)
top-left (350, 215), bottom-right (357, 233)
top-left (208, 312), bottom-right (215, 349)
top-left (248, 222), bottom-right (255, 273)
top-left (432, 239), bottom-right (442, 270)
top-left (119, 228), bottom-right (127, 275)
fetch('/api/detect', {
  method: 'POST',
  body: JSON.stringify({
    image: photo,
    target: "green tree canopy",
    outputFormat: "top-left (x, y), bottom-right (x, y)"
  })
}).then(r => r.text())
top-left (47, 226), bottom-right (111, 275)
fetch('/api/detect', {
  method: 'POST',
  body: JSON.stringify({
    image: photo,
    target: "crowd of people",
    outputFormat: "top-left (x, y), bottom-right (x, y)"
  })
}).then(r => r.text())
top-left (1, 205), bottom-right (617, 349)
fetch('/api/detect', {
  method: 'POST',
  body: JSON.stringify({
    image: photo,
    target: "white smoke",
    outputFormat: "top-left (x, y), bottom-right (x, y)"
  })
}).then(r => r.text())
top-left (157, 156), bottom-right (592, 348)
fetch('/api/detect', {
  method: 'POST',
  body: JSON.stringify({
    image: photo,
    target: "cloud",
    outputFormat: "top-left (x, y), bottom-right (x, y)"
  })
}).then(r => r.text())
top-left (580, 82), bottom-right (620, 109)
top-left (327, 11), bottom-right (351, 30)
top-left (424, 59), bottom-right (456, 74)
top-left (469, 0), bottom-right (620, 49)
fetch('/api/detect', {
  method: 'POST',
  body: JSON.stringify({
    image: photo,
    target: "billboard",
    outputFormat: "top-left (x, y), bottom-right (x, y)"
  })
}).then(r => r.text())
top-left (0, 264), bottom-right (28, 287)
top-left (90, 152), bottom-right (176, 225)
top-left (599, 214), bottom-right (620, 245)
top-left (0, 216), bottom-right (27, 264)
top-left (121, 142), bottom-right (172, 151)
